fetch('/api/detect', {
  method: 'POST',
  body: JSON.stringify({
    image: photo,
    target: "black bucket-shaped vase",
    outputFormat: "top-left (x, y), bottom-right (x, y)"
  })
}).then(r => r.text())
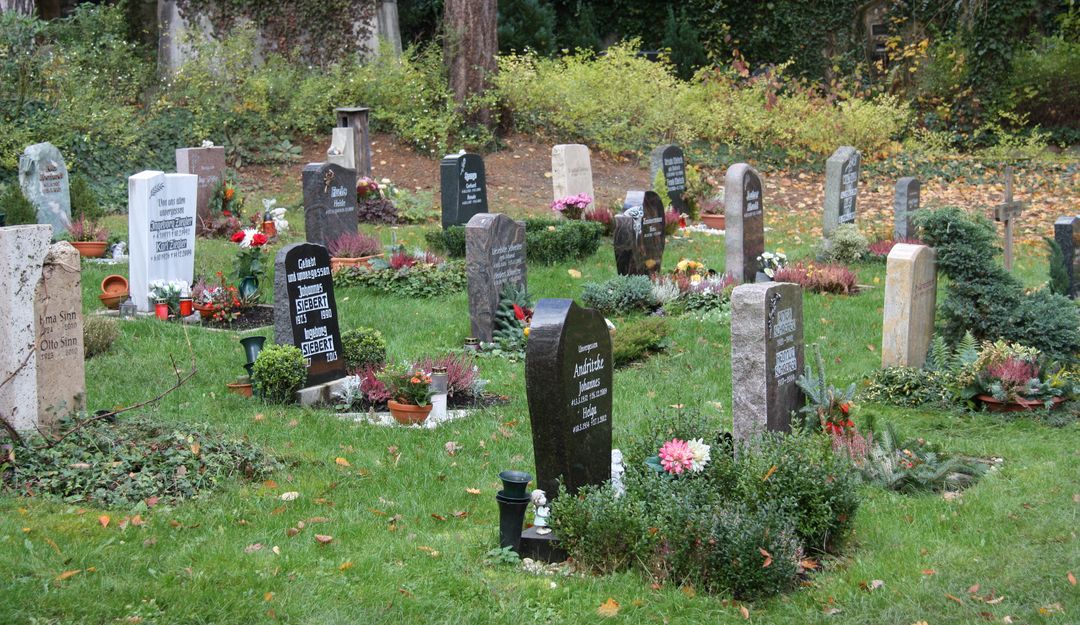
top-left (244, 362), bottom-right (255, 378)
top-left (496, 491), bottom-right (531, 552)
top-left (240, 335), bottom-right (266, 365)
top-left (498, 470), bottom-right (532, 498)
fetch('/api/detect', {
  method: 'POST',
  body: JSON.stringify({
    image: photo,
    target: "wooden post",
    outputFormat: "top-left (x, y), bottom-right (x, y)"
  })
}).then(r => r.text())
top-left (993, 166), bottom-right (1025, 271)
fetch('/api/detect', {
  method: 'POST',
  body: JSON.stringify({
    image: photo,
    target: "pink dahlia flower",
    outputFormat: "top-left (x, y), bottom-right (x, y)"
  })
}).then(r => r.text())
top-left (658, 438), bottom-right (694, 474)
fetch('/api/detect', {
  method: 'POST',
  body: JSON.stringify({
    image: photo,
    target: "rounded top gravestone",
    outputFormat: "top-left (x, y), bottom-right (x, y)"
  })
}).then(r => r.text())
top-left (18, 142), bottom-right (72, 236)
top-left (273, 243), bottom-right (347, 387)
top-left (525, 299), bottom-right (613, 499)
top-left (650, 144), bottom-right (687, 214)
top-left (440, 152), bottom-right (488, 229)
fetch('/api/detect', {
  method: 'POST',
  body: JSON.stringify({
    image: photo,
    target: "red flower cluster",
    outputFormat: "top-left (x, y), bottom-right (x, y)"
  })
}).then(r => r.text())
top-left (230, 231), bottom-right (269, 247)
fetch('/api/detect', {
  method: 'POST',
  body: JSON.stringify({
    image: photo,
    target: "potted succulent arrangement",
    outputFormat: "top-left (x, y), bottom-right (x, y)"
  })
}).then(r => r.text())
top-left (65, 216), bottom-right (110, 257)
top-left (328, 231), bottom-right (384, 273)
top-left (379, 364), bottom-right (434, 425)
top-left (551, 193), bottom-right (592, 220)
top-left (698, 198), bottom-right (725, 230)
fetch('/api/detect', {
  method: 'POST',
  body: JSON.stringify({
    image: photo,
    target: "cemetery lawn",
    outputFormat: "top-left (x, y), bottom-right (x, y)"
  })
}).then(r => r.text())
top-left (1, 213), bottom-right (1078, 625)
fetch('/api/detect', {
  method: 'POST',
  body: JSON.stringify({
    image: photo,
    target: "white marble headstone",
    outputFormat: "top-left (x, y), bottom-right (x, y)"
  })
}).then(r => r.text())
top-left (551, 144), bottom-right (594, 204)
top-left (128, 171), bottom-right (197, 312)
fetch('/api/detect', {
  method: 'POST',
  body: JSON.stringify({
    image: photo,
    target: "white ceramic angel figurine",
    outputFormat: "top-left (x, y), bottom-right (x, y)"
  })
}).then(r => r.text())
top-left (611, 449), bottom-right (626, 497)
top-left (531, 489), bottom-right (550, 530)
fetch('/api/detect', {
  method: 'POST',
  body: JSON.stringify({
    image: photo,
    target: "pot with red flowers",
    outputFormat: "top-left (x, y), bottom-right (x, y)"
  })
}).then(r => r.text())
top-left (378, 363), bottom-right (434, 425)
top-left (231, 228), bottom-right (269, 299)
top-left (957, 340), bottom-right (1076, 412)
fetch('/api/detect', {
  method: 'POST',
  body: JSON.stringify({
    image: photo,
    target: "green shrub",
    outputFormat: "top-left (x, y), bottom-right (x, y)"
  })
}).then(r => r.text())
top-left (498, 0), bottom-right (556, 56)
top-left (734, 431), bottom-right (860, 552)
top-left (549, 483), bottom-right (655, 575)
top-left (83, 316), bottom-right (119, 359)
top-left (334, 260), bottom-right (467, 298)
top-left (69, 172), bottom-right (105, 222)
top-left (341, 327), bottom-right (387, 371)
top-left (4, 416), bottom-right (279, 507)
top-left (697, 503), bottom-right (801, 599)
top-left (916, 207), bottom-right (1080, 361)
top-left (862, 367), bottom-right (952, 407)
top-left (580, 275), bottom-right (658, 316)
top-left (427, 219), bottom-right (603, 265)
top-left (818, 224), bottom-right (869, 264)
top-left (1047, 237), bottom-right (1070, 296)
top-left (0, 184), bottom-right (37, 225)
top-left (252, 344), bottom-right (307, 404)
top-left (1000, 36), bottom-right (1080, 139)
top-left (612, 317), bottom-right (670, 367)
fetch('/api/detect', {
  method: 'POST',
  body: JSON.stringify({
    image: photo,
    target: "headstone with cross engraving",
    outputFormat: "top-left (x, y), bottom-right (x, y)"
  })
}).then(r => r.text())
top-left (993, 166), bottom-right (1025, 271)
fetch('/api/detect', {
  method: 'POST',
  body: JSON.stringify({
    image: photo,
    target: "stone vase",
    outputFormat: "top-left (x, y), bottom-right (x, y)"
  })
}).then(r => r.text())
top-left (387, 400), bottom-right (432, 425)
top-left (240, 335), bottom-right (266, 365)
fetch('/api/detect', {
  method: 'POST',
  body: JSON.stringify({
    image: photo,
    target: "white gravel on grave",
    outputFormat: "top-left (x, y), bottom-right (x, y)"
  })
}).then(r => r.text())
top-left (340, 408), bottom-right (473, 429)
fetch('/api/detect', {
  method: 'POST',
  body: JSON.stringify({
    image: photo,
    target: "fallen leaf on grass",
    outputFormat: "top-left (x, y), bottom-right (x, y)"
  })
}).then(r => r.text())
top-left (568, 269), bottom-right (582, 279)
top-left (244, 543), bottom-right (264, 553)
top-left (307, 517), bottom-right (331, 524)
top-left (968, 584), bottom-right (980, 594)
top-left (800, 558), bottom-right (818, 570)
top-left (263, 480), bottom-right (278, 489)
top-left (1068, 571), bottom-right (1077, 586)
top-left (466, 488), bottom-right (481, 495)
top-left (824, 607), bottom-right (841, 615)
top-left (921, 569), bottom-right (936, 576)
top-left (859, 579), bottom-right (884, 592)
top-left (55, 569), bottom-right (82, 581)
top-left (431, 514), bottom-right (447, 522)
top-left (286, 528), bottom-right (300, 537)
top-left (280, 492), bottom-right (299, 502)
top-left (339, 561), bottom-right (353, 571)
top-left (444, 441), bottom-right (461, 456)
top-left (739, 605), bottom-right (750, 619)
top-left (314, 535), bottom-right (333, 545)
top-left (759, 547), bottom-right (773, 568)
top-left (143, 537), bottom-right (157, 547)
top-left (190, 442), bottom-right (200, 456)
top-left (1038, 603), bottom-right (1063, 615)
top-left (417, 546), bottom-right (440, 557)
top-left (681, 584), bottom-right (696, 598)
top-left (946, 593), bottom-right (964, 604)
top-left (264, 592), bottom-right (273, 602)
top-left (597, 598), bottom-right (620, 617)
top-left (335, 457), bottom-right (350, 467)
top-left (98, 515), bottom-right (110, 528)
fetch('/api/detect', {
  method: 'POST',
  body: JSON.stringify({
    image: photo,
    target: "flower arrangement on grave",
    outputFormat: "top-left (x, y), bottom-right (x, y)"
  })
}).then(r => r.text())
top-left (231, 228), bottom-right (268, 278)
top-left (663, 208), bottom-right (685, 236)
top-left (328, 232), bottom-right (383, 259)
top-left (147, 279), bottom-right (189, 314)
top-left (797, 345), bottom-right (858, 436)
top-left (583, 204), bottom-right (614, 235)
top-left (260, 198), bottom-right (289, 234)
top-left (772, 262), bottom-right (857, 295)
top-left (672, 258), bottom-right (709, 283)
top-left (356, 177), bottom-right (401, 224)
top-left (191, 273), bottom-right (254, 323)
top-left (756, 251), bottom-right (788, 278)
top-left (955, 340), bottom-right (1076, 408)
top-left (334, 246), bottom-right (466, 298)
top-left (64, 216), bottom-right (109, 243)
top-left (551, 192), bottom-right (592, 220)
top-left (199, 176), bottom-right (245, 238)
top-left (646, 437), bottom-right (711, 475)
top-left (379, 364), bottom-right (433, 407)
top-left (485, 283), bottom-right (533, 357)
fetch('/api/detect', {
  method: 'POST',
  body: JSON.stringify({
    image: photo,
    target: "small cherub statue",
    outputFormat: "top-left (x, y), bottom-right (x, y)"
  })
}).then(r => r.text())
top-left (531, 488), bottom-right (550, 531)
top-left (611, 449), bottom-right (626, 497)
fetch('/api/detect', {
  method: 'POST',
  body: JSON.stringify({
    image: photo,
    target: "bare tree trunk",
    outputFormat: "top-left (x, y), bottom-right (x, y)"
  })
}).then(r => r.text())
top-left (443, 0), bottom-right (497, 130)
top-left (0, 0), bottom-right (35, 15)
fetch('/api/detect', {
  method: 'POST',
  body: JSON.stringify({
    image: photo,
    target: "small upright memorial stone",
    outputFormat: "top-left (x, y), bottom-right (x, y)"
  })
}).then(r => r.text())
top-left (724, 163), bottom-right (764, 283)
top-left (274, 243), bottom-right (347, 392)
top-left (613, 191), bottom-right (665, 276)
top-left (823, 146), bottom-right (860, 237)
top-left (650, 144), bottom-right (687, 213)
top-left (128, 171), bottom-right (197, 312)
top-left (551, 144), bottom-right (594, 202)
top-left (440, 152), bottom-right (487, 229)
top-left (893, 177), bottom-right (920, 240)
top-left (18, 142), bottom-right (71, 236)
top-left (175, 145), bottom-right (226, 229)
top-left (34, 241), bottom-right (85, 432)
top-left (334, 107), bottom-right (372, 177)
top-left (302, 163), bottom-right (358, 248)
top-left (881, 244), bottom-right (937, 368)
top-left (640, 191), bottom-right (665, 274)
top-left (1054, 216), bottom-right (1080, 298)
top-left (0, 225), bottom-right (52, 432)
top-left (465, 213), bottom-right (527, 342)
top-left (730, 282), bottom-right (804, 443)
top-left (525, 298), bottom-right (613, 498)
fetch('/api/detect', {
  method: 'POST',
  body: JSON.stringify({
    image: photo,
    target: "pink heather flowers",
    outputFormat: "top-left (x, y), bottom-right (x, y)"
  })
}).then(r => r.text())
top-left (551, 193), bottom-right (592, 220)
top-left (658, 438), bottom-right (694, 474)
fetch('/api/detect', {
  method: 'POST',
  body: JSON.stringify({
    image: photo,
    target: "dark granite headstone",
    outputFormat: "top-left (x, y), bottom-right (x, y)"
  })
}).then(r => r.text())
top-left (466, 213), bottom-right (527, 342)
top-left (1055, 216), bottom-right (1080, 298)
top-left (730, 282), bottom-right (804, 443)
top-left (440, 152), bottom-right (488, 229)
top-left (724, 163), bottom-right (764, 283)
top-left (273, 243), bottom-right (347, 386)
top-left (894, 177), bottom-right (920, 240)
top-left (613, 213), bottom-right (645, 276)
top-left (302, 163), bottom-right (358, 248)
top-left (650, 144), bottom-right (687, 213)
top-left (175, 146), bottom-right (226, 230)
top-left (640, 190), bottom-right (666, 275)
top-left (525, 298), bottom-right (613, 498)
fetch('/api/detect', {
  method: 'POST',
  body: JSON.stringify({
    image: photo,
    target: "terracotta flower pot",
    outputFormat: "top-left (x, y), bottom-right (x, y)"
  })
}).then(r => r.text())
top-left (193, 303), bottom-right (217, 320)
top-left (98, 292), bottom-right (127, 310)
top-left (977, 394), bottom-right (1066, 413)
top-left (100, 274), bottom-right (129, 296)
top-left (330, 254), bottom-right (383, 274)
top-left (71, 241), bottom-right (108, 257)
top-left (387, 400), bottom-right (433, 425)
top-left (226, 382), bottom-right (253, 397)
top-left (700, 214), bottom-right (725, 230)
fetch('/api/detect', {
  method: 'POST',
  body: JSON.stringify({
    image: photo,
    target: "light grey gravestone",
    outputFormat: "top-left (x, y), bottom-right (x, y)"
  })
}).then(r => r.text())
top-left (881, 243), bottom-right (937, 368)
top-left (326, 127), bottom-right (357, 171)
top-left (18, 142), bottom-right (72, 236)
top-left (34, 241), bottom-right (86, 432)
top-left (893, 177), bottom-right (920, 240)
top-left (175, 146), bottom-right (226, 230)
top-left (730, 282), bottom-right (804, 443)
top-left (823, 146), bottom-right (860, 238)
top-left (622, 190), bottom-right (645, 211)
top-left (0, 225), bottom-right (53, 432)
top-left (128, 171), bottom-right (197, 312)
top-left (724, 163), bottom-right (764, 284)
top-left (1054, 216), bottom-right (1080, 298)
top-left (466, 213), bottom-right (527, 343)
top-left (551, 144), bottom-right (594, 203)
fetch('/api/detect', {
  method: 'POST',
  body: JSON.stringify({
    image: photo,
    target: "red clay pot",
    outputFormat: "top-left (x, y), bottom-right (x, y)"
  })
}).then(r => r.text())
top-left (977, 394), bottom-right (1066, 413)
top-left (387, 400), bottom-right (433, 425)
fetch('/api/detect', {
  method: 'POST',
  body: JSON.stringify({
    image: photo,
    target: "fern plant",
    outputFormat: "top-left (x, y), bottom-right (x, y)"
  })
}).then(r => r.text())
top-left (856, 421), bottom-right (987, 493)
top-left (796, 344), bottom-right (857, 434)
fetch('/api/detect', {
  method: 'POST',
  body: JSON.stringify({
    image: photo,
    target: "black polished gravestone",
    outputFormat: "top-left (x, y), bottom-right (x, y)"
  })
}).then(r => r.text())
top-left (525, 299), bottom-right (613, 499)
top-left (273, 243), bottom-right (347, 387)
top-left (650, 144), bottom-right (687, 213)
top-left (466, 213), bottom-right (527, 342)
top-left (302, 163), bottom-right (358, 248)
top-left (440, 152), bottom-right (488, 229)
top-left (613, 191), bottom-right (665, 277)
top-left (1055, 216), bottom-right (1080, 298)
top-left (894, 177), bottom-right (921, 240)
top-left (640, 190), bottom-right (666, 275)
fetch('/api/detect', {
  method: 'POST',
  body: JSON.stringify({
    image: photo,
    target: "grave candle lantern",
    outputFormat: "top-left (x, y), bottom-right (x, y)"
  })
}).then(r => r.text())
top-left (179, 297), bottom-right (193, 317)
top-left (154, 299), bottom-right (169, 320)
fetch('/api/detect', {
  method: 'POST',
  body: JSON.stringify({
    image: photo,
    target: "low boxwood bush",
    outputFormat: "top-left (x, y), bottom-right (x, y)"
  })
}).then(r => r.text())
top-left (612, 317), bottom-right (670, 367)
top-left (3, 416), bottom-right (279, 507)
top-left (334, 258), bottom-right (466, 298)
top-left (580, 275), bottom-right (658, 316)
top-left (862, 366), bottom-right (952, 407)
top-left (425, 219), bottom-right (603, 265)
top-left (253, 344), bottom-right (307, 403)
top-left (341, 327), bottom-right (387, 371)
top-left (83, 316), bottom-right (119, 359)
top-left (817, 224), bottom-right (869, 264)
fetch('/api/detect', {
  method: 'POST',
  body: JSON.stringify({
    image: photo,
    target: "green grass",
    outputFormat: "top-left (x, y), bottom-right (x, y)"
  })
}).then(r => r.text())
top-left (1, 206), bottom-right (1078, 625)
